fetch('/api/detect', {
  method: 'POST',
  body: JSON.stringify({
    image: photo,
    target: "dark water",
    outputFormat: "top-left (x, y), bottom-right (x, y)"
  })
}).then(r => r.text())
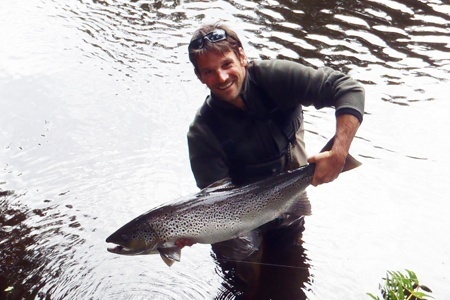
top-left (1, 0), bottom-right (449, 299)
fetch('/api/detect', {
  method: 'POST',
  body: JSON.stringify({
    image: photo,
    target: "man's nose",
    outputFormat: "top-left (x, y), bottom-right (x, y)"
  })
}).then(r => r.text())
top-left (217, 69), bottom-right (228, 82)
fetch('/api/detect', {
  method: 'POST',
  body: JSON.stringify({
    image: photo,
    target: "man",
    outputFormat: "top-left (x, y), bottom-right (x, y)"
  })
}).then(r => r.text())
top-left (186, 23), bottom-right (364, 292)
top-left (187, 23), bottom-right (363, 190)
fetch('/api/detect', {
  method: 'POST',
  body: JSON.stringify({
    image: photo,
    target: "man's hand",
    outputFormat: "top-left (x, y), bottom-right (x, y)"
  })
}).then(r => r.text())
top-left (307, 149), bottom-right (346, 186)
top-left (307, 114), bottom-right (360, 186)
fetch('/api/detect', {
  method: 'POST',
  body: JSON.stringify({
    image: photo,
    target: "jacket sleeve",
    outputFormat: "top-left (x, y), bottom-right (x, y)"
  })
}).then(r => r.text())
top-left (253, 60), bottom-right (365, 122)
top-left (187, 113), bottom-right (230, 189)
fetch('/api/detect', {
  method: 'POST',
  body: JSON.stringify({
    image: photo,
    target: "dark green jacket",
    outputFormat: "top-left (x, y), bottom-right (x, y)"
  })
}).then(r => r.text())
top-left (187, 59), bottom-right (365, 189)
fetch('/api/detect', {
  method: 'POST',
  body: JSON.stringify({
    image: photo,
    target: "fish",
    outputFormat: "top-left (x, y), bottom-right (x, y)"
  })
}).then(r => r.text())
top-left (106, 137), bottom-right (361, 266)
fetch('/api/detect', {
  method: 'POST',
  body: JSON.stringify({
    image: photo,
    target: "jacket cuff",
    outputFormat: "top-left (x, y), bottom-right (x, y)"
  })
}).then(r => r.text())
top-left (335, 108), bottom-right (363, 123)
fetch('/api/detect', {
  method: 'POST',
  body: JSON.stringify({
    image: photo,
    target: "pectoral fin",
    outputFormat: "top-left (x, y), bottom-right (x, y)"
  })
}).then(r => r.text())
top-left (158, 246), bottom-right (181, 267)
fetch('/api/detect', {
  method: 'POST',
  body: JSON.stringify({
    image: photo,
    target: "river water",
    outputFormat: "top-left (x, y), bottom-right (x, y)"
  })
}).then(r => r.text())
top-left (1, 0), bottom-right (449, 299)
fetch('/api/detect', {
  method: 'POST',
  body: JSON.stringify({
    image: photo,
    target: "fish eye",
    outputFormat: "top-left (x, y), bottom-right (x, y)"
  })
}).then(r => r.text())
top-left (121, 234), bottom-right (129, 243)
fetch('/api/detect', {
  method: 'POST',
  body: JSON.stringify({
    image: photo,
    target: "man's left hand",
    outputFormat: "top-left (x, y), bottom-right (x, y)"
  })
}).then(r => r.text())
top-left (307, 114), bottom-right (360, 186)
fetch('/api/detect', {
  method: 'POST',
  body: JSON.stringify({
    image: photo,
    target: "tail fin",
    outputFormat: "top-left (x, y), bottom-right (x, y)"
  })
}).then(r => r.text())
top-left (342, 153), bottom-right (361, 172)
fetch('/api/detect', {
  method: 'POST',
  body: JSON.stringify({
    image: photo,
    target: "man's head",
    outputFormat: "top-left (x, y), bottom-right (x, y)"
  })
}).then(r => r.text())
top-left (188, 23), bottom-right (244, 70)
top-left (188, 23), bottom-right (248, 107)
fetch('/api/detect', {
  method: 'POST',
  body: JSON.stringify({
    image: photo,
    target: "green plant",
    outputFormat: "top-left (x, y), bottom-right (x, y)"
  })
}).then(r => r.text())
top-left (367, 269), bottom-right (433, 300)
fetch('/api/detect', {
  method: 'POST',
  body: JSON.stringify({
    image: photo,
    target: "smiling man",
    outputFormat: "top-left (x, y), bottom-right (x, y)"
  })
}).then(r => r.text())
top-left (188, 23), bottom-right (364, 189)
top-left (194, 42), bottom-right (248, 109)
top-left (186, 23), bottom-right (364, 286)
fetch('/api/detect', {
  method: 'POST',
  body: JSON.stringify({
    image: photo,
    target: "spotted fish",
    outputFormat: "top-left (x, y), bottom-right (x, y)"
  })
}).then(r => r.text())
top-left (106, 138), bottom-right (361, 266)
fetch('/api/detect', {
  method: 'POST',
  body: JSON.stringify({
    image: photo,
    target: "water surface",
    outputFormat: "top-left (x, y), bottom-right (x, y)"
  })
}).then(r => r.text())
top-left (1, 0), bottom-right (449, 299)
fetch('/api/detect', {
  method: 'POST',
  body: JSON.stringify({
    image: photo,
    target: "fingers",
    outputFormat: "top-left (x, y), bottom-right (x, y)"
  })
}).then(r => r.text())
top-left (308, 150), bottom-right (342, 186)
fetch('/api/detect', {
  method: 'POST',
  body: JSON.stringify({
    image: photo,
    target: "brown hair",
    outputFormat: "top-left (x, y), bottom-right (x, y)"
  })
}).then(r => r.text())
top-left (188, 23), bottom-right (244, 70)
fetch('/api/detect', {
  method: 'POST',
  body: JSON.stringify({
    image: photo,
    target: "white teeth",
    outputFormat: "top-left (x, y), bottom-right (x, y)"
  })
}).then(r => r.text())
top-left (219, 82), bottom-right (232, 90)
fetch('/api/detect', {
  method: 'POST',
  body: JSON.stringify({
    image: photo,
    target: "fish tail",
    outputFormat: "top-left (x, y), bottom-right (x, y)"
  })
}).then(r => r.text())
top-left (321, 136), bottom-right (362, 173)
top-left (342, 153), bottom-right (361, 172)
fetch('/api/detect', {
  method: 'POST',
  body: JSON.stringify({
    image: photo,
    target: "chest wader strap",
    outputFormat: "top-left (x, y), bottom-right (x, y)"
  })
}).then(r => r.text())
top-left (257, 85), bottom-right (302, 147)
top-left (199, 96), bottom-right (301, 183)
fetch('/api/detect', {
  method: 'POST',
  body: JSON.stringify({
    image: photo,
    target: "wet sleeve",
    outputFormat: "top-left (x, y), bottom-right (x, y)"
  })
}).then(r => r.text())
top-left (254, 60), bottom-right (365, 122)
top-left (187, 116), bottom-right (230, 189)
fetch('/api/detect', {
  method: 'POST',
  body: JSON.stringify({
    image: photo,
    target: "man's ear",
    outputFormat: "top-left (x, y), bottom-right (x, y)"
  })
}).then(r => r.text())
top-left (238, 47), bottom-right (248, 67)
top-left (194, 68), bottom-right (205, 84)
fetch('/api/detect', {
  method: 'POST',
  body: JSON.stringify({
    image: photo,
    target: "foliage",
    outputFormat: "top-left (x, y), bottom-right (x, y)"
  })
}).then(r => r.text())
top-left (367, 270), bottom-right (433, 300)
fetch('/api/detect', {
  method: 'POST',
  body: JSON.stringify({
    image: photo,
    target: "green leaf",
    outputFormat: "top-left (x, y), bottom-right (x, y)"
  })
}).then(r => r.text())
top-left (366, 293), bottom-right (380, 300)
top-left (420, 285), bottom-right (433, 293)
top-left (367, 269), bottom-right (434, 300)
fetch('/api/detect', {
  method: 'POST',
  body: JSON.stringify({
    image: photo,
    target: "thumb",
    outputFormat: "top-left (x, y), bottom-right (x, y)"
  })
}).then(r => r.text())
top-left (307, 154), bottom-right (318, 164)
top-left (308, 151), bottom-right (332, 164)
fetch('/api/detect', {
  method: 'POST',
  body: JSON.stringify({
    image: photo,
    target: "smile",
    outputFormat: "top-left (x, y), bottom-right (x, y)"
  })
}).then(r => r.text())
top-left (218, 81), bottom-right (233, 90)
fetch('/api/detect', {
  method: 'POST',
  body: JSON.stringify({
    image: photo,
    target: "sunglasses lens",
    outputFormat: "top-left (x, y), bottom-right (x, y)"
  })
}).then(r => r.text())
top-left (207, 30), bottom-right (227, 42)
top-left (190, 37), bottom-right (204, 50)
top-left (189, 29), bottom-right (227, 50)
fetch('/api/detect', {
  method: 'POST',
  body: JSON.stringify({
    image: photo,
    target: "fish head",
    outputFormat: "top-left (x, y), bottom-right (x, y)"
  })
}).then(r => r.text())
top-left (106, 220), bottom-right (159, 255)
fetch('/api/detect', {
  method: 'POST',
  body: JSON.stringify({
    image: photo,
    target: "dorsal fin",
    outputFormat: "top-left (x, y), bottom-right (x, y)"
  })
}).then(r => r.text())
top-left (198, 178), bottom-right (236, 196)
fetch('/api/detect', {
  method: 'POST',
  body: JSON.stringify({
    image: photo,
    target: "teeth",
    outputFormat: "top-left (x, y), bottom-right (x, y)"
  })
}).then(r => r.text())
top-left (219, 82), bottom-right (232, 90)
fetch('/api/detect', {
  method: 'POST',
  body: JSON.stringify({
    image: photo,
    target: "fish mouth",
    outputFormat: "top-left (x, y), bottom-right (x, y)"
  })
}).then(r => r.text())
top-left (106, 233), bottom-right (136, 255)
top-left (107, 243), bottom-right (141, 255)
top-left (107, 244), bottom-right (129, 254)
top-left (107, 242), bottom-right (153, 255)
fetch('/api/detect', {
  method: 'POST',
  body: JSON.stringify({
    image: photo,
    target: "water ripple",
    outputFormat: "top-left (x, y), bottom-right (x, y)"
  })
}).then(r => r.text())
top-left (35, 0), bottom-right (450, 102)
top-left (2, 0), bottom-right (450, 298)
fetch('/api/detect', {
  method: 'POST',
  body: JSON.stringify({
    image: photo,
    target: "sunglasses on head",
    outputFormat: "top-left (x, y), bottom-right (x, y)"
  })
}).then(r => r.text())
top-left (189, 29), bottom-right (228, 50)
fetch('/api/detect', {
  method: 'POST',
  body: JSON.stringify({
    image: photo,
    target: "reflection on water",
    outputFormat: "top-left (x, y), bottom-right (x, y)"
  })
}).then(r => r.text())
top-left (0, 193), bottom-right (84, 299)
top-left (213, 222), bottom-right (310, 299)
top-left (1, 0), bottom-right (449, 298)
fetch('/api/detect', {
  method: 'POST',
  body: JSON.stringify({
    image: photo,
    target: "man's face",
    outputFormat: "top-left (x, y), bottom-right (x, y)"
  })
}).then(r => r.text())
top-left (195, 48), bottom-right (248, 108)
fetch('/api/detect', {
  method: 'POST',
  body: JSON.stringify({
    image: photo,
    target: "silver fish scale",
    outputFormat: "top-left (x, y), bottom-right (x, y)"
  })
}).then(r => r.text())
top-left (137, 228), bottom-right (156, 242)
top-left (148, 166), bottom-right (313, 244)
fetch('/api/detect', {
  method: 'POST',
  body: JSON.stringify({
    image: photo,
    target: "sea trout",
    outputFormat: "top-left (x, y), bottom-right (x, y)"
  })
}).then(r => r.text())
top-left (106, 138), bottom-right (361, 266)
